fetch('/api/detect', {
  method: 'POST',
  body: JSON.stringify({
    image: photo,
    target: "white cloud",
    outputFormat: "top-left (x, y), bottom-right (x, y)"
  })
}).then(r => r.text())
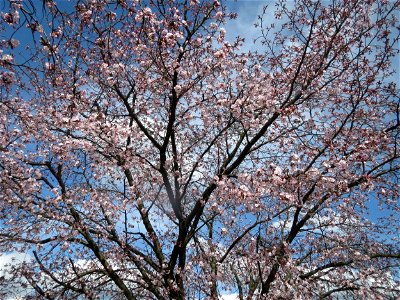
top-left (0, 252), bottom-right (31, 278)
top-left (220, 293), bottom-right (239, 300)
top-left (0, 252), bottom-right (32, 300)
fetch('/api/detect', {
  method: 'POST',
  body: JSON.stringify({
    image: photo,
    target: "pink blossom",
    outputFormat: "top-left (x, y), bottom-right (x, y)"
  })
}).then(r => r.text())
top-left (2, 11), bottom-right (19, 25)
top-left (0, 54), bottom-right (13, 64)
top-left (0, 1), bottom-right (399, 299)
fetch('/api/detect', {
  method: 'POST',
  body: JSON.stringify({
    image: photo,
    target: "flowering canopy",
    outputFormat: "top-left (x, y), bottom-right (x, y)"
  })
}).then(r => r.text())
top-left (0, 0), bottom-right (399, 299)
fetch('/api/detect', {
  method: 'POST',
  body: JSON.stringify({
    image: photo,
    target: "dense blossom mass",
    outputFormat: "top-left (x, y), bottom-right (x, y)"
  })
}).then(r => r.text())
top-left (0, 0), bottom-right (399, 299)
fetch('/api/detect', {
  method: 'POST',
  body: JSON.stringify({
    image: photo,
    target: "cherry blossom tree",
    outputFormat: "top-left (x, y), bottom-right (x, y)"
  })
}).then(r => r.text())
top-left (1, 0), bottom-right (399, 299)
